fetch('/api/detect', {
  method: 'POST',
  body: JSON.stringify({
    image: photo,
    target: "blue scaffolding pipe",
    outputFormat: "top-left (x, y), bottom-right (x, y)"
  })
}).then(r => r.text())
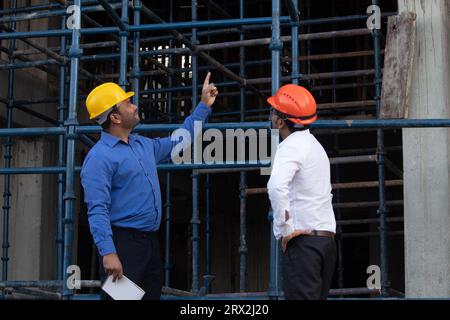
top-left (0, 0), bottom-right (120, 16)
top-left (330, 2), bottom-right (344, 290)
top-left (1, 0), bottom-right (16, 283)
top-left (268, 0), bottom-right (282, 300)
top-left (205, 173), bottom-right (211, 278)
top-left (372, 0), bottom-right (390, 298)
top-left (238, 0), bottom-right (248, 293)
top-left (289, 0), bottom-right (300, 85)
top-left (0, 59), bottom-right (60, 70)
top-left (191, 0), bottom-right (200, 294)
top-left (56, 15), bottom-right (67, 281)
top-left (0, 2), bottom-right (61, 15)
top-left (0, 162), bottom-right (272, 175)
top-left (0, 2), bottom-right (123, 24)
top-left (132, 0), bottom-right (141, 106)
top-left (164, 0), bottom-right (173, 288)
top-left (1, 119), bottom-right (450, 138)
top-left (0, 280), bottom-right (100, 289)
top-left (203, 3), bottom-right (212, 294)
top-left (118, 0), bottom-right (129, 89)
top-left (62, 0), bottom-right (81, 299)
top-left (0, 17), bottom-right (292, 40)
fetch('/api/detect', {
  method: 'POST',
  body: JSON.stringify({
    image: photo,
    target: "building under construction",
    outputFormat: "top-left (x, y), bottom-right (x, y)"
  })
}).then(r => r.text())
top-left (0, 0), bottom-right (449, 300)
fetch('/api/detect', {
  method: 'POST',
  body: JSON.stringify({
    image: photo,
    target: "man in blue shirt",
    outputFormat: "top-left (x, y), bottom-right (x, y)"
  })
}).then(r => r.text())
top-left (81, 73), bottom-right (218, 299)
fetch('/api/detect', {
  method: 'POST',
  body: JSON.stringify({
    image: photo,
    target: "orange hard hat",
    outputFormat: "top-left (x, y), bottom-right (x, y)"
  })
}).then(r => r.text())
top-left (267, 84), bottom-right (317, 125)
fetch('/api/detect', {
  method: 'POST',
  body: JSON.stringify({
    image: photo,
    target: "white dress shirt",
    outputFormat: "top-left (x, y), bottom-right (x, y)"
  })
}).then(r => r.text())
top-left (267, 129), bottom-right (336, 240)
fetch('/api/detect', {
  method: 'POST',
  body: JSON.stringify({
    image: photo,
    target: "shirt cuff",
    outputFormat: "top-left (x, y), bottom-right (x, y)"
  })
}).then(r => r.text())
top-left (96, 238), bottom-right (116, 256)
top-left (280, 218), bottom-right (295, 238)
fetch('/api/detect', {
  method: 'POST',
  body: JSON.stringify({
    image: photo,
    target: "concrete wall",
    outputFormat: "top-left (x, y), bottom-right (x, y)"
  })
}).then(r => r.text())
top-left (398, 0), bottom-right (450, 298)
top-left (0, 137), bottom-right (57, 280)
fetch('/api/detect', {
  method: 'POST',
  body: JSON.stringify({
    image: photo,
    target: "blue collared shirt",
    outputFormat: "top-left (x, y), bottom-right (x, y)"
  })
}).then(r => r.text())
top-left (81, 102), bottom-right (211, 256)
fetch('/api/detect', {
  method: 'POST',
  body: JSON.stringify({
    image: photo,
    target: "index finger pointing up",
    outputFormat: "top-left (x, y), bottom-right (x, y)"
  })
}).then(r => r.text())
top-left (203, 72), bottom-right (211, 88)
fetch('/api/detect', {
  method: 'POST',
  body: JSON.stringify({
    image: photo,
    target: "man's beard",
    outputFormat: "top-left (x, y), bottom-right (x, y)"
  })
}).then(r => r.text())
top-left (122, 116), bottom-right (140, 130)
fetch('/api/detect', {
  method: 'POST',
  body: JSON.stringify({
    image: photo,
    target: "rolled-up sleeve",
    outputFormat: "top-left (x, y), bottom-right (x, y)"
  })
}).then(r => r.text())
top-left (152, 101), bottom-right (212, 163)
top-left (267, 143), bottom-right (300, 240)
top-left (80, 152), bottom-right (116, 256)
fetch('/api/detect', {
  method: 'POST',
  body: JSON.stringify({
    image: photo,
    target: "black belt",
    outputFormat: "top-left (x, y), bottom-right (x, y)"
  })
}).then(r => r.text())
top-left (303, 230), bottom-right (335, 239)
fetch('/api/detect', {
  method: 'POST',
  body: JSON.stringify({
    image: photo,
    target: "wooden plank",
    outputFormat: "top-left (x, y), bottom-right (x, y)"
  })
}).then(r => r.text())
top-left (380, 12), bottom-right (417, 119)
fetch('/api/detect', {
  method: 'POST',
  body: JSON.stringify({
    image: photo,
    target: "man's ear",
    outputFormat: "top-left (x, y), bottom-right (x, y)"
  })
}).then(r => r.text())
top-left (110, 112), bottom-right (121, 124)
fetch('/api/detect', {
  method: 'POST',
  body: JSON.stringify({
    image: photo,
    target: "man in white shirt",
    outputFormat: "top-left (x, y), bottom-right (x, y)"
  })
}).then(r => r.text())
top-left (267, 84), bottom-right (336, 300)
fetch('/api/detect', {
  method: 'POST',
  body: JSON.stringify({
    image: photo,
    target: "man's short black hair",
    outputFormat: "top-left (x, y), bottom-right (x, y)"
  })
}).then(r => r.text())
top-left (285, 119), bottom-right (310, 132)
top-left (100, 105), bottom-right (119, 131)
top-left (271, 108), bottom-right (310, 132)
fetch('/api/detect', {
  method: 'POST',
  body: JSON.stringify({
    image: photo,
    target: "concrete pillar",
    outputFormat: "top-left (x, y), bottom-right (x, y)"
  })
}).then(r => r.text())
top-left (398, 0), bottom-right (450, 297)
top-left (0, 138), bottom-right (57, 280)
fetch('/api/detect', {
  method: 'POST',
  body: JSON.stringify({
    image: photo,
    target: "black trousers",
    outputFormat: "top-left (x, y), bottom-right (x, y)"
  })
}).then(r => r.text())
top-left (99, 226), bottom-right (163, 300)
top-left (282, 235), bottom-right (336, 300)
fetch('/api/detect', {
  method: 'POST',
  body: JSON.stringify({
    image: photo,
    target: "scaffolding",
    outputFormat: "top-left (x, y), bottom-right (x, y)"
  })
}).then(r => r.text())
top-left (0, 0), bottom-right (450, 300)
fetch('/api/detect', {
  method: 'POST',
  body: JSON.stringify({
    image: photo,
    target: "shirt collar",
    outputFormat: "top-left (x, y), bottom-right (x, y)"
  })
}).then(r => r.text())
top-left (100, 131), bottom-right (139, 147)
top-left (100, 131), bottom-right (124, 148)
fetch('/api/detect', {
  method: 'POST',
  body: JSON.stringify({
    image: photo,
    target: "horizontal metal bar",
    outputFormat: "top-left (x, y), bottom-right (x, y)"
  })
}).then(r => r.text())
top-left (0, 127), bottom-right (66, 137)
top-left (328, 287), bottom-right (380, 296)
top-left (335, 146), bottom-right (402, 156)
top-left (1, 119), bottom-right (450, 138)
top-left (194, 167), bottom-right (261, 174)
top-left (245, 180), bottom-right (403, 196)
top-left (332, 180), bottom-right (403, 190)
top-left (0, 0), bottom-right (115, 15)
top-left (0, 162), bottom-right (271, 175)
top-left (0, 17), bottom-right (291, 40)
top-left (0, 280), bottom-right (100, 288)
top-left (318, 100), bottom-right (376, 110)
top-left (196, 28), bottom-right (370, 51)
top-left (0, 167), bottom-right (79, 175)
top-left (337, 217), bottom-right (403, 226)
top-left (333, 200), bottom-right (403, 209)
top-left (203, 286), bottom-right (382, 298)
top-left (0, 2), bottom-right (123, 24)
top-left (0, 59), bottom-right (60, 70)
top-left (330, 155), bottom-right (376, 164)
top-left (341, 231), bottom-right (404, 238)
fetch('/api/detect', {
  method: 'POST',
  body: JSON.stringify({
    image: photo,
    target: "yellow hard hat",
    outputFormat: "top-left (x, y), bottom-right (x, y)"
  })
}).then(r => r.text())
top-left (86, 82), bottom-right (134, 121)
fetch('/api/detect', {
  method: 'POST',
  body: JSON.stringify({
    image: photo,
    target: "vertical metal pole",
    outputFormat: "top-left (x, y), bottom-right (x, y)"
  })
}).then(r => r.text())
top-left (205, 174), bottom-right (211, 277)
top-left (62, 0), bottom-right (82, 299)
top-left (306, 0), bottom-right (312, 78)
top-left (119, 0), bottom-right (129, 89)
top-left (132, 0), bottom-right (141, 106)
top-left (238, 0), bottom-right (248, 293)
top-left (191, 0), bottom-right (200, 294)
top-left (371, 0), bottom-right (389, 297)
top-left (268, 0), bottom-right (282, 300)
top-left (331, 0), bottom-right (343, 290)
top-left (204, 2), bottom-right (212, 291)
top-left (164, 0), bottom-right (174, 288)
top-left (291, 0), bottom-right (299, 85)
top-left (334, 133), bottom-right (344, 289)
top-left (2, 0), bottom-right (16, 282)
top-left (56, 15), bottom-right (67, 281)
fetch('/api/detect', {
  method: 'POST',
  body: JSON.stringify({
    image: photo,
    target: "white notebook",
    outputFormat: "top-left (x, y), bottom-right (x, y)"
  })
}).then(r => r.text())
top-left (101, 275), bottom-right (145, 300)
